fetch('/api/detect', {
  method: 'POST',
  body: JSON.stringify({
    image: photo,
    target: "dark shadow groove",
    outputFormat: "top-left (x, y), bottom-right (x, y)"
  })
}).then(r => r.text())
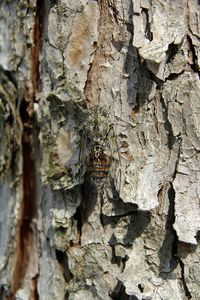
top-left (79, 174), bottom-right (98, 224)
top-left (56, 250), bottom-right (73, 282)
top-left (159, 183), bottom-right (178, 276)
top-left (111, 280), bottom-right (139, 299)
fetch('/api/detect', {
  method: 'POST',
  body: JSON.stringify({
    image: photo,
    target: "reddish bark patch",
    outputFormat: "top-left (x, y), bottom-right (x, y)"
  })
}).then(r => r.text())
top-left (84, 0), bottom-right (114, 106)
top-left (67, 5), bottom-right (96, 66)
top-left (9, 1), bottom-right (44, 298)
top-left (31, 0), bottom-right (44, 104)
top-left (9, 101), bottom-right (37, 299)
top-left (31, 276), bottom-right (39, 300)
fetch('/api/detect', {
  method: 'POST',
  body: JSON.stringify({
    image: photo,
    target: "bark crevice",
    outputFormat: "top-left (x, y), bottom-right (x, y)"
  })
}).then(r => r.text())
top-left (9, 0), bottom-right (44, 297)
top-left (187, 34), bottom-right (200, 74)
top-left (178, 257), bottom-right (192, 300)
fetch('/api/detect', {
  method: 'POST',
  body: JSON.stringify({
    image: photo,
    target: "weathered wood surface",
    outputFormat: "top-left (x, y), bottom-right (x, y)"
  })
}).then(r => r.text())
top-left (0, 0), bottom-right (199, 299)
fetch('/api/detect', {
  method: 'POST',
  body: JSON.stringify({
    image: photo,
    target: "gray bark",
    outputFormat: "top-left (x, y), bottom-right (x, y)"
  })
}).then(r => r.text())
top-left (0, 0), bottom-right (199, 299)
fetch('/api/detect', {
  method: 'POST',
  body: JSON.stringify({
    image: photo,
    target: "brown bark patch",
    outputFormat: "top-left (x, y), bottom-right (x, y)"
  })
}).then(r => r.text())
top-left (67, 7), bottom-right (95, 67)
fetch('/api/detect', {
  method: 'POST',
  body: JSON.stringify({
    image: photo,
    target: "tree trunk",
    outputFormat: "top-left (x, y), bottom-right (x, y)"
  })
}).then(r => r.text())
top-left (0, 0), bottom-right (199, 299)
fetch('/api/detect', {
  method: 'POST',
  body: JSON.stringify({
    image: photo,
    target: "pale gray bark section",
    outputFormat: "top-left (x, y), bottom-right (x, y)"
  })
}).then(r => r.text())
top-left (0, 0), bottom-right (199, 299)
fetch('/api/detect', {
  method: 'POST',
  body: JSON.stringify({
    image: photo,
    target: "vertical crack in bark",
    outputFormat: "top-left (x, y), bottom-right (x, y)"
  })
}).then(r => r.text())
top-left (187, 34), bottom-right (200, 74)
top-left (167, 183), bottom-right (178, 264)
top-left (158, 183), bottom-right (178, 274)
top-left (73, 204), bottom-right (83, 245)
top-left (10, 101), bottom-right (37, 298)
top-left (172, 138), bottom-right (181, 181)
top-left (185, 0), bottom-right (200, 76)
top-left (177, 257), bottom-right (192, 299)
top-left (56, 250), bottom-right (73, 283)
top-left (163, 184), bottom-right (192, 299)
top-left (158, 155), bottom-right (191, 297)
top-left (31, 275), bottom-right (39, 300)
top-left (166, 183), bottom-right (176, 230)
top-left (159, 91), bottom-right (176, 150)
top-left (141, 7), bottom-right (153, 41)
top-left (9, 1), bottom-right (44, 298)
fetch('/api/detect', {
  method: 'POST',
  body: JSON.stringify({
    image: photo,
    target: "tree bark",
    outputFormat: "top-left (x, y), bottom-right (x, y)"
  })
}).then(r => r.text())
top-left (0, 0), bottom-right (199, 299)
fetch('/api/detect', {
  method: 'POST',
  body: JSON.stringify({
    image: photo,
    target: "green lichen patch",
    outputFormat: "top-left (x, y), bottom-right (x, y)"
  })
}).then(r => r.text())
top-left (39, 85), bottom-right (87, 190)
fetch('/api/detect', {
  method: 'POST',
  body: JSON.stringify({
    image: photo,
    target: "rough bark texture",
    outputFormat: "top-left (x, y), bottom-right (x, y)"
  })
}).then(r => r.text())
top-left (0, 0), bottom-right (199, 299)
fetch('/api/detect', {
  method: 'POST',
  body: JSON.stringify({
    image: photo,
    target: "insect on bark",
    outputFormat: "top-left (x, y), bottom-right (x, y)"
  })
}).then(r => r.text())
top-left (83, 106), bottom-right (121, 190)
top-left (56, 103), bottom-right (121, 191)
